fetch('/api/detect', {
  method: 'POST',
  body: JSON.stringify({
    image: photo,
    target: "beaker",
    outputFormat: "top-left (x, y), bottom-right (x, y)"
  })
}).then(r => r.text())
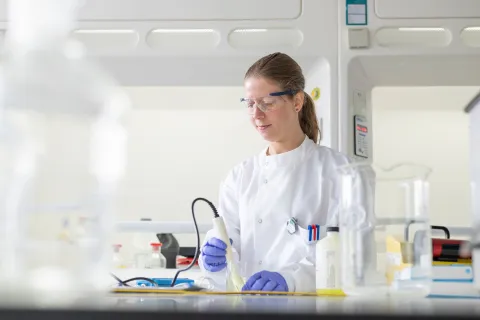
top-left (337, 162), bottom-right (432, 297)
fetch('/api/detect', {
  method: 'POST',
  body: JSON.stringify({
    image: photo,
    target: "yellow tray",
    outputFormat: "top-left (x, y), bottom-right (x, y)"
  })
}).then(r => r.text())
top-left (112, 287), bottom-right (340, 297)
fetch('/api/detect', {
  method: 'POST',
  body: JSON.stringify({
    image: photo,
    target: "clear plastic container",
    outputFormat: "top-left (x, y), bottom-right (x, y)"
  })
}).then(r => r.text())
top-left (146, 243), bottom-right (166, 269)
top-left (337, 162), bottom-right (432, 297)
top-left (0, 0), bottom-right (129, 307)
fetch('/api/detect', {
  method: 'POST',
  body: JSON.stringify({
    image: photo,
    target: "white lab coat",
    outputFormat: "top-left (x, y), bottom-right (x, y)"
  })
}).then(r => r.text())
top-left (199, 136), bottom-right (371, 292)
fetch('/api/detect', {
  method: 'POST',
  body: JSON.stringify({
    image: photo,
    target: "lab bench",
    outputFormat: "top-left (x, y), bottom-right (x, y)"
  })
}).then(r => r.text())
top-left (0, 294), bottom-right (479, 319)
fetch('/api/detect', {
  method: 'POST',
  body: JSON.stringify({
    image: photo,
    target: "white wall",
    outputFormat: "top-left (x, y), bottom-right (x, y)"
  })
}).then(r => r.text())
top-left (372, 86), bottom-right (477, 229)
top-left (22, 86), bottom-right (267, 262)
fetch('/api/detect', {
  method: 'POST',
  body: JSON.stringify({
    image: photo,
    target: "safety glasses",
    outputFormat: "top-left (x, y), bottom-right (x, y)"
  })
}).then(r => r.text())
top-left (240, 90), bottom-right (297, 114)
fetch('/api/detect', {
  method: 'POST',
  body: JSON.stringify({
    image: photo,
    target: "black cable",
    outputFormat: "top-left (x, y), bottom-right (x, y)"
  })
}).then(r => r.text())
top-left (110, 273), bottom-right (159, 287)
top-left (110, 273), bottom-right (126, 286)
top-left (112, 197), bottom-right (218, 289)
top-left (170, 197), bottom-right (218, 287)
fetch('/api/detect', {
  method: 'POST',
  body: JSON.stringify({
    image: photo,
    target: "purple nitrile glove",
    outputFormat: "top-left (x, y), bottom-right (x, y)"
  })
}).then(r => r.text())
top-left (201, 237), bottom-right (232, 272)
top-left (241, 271), bottom-right (288, 292)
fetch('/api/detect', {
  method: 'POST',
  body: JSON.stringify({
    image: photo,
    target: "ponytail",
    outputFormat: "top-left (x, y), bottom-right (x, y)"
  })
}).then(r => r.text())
top-left (299, 91), bottom-right (321, 144)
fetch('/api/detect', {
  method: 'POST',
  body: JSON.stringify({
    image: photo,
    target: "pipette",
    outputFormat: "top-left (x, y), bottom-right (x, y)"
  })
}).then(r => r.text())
top-left (212, 215), bottom-right (245, 291)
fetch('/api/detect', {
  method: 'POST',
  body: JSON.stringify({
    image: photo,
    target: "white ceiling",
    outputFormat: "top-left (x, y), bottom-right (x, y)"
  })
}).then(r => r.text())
top-left (372, 86), bottom-right (480, 111)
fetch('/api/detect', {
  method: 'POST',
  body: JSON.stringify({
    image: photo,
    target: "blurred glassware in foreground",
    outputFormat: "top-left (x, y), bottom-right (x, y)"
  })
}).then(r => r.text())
top-left (0, 0), bottom-right (130, 307)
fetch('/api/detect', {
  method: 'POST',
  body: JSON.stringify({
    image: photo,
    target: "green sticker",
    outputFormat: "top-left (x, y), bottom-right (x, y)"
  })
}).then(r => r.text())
top-left (346, 0), bottom-right (368, 26)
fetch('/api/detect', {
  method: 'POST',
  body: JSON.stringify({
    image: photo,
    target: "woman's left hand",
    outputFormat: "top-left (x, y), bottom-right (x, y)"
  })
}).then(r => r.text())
top-left (241, 270), bottom-right (288, 292)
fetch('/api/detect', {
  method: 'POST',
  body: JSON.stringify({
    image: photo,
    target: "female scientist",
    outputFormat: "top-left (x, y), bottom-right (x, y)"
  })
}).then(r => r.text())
top-left (199, 52), bottom-right (366, 293)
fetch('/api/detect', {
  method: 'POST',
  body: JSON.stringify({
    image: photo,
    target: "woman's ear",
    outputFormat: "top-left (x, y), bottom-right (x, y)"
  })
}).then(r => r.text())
top-left (294, 92), bottom-right (304, 112)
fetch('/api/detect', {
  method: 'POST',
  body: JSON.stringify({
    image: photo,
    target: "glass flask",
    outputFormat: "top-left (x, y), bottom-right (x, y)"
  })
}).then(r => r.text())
top-left (0, 0), bottom-right (130, 307)
top-left (337, 162), bottom-right (432, 297)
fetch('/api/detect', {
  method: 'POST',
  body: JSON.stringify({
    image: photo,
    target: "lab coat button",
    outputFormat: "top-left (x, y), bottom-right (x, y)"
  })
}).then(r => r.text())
top-left (264, 179), bottom-right (268, 184)
top-left (259, 260), bottom-right (262, 265)
top-left (258, 218), bottom-right (262, 223)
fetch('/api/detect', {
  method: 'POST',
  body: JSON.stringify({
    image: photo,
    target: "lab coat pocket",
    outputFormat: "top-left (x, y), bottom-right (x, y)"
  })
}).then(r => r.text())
top-left (296, 225), bottom-right (319, 246)
top-left (291, 225), bottom-right (316, 259)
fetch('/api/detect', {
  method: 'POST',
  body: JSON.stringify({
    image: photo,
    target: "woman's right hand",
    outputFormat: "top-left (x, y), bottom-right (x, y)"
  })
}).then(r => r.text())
top-left (201, 237), bottom-right (231, 272)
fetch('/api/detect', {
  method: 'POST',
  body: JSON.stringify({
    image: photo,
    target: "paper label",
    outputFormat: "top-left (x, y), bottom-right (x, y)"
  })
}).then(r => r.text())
top-left (346, 0), bottom-right (368, 26)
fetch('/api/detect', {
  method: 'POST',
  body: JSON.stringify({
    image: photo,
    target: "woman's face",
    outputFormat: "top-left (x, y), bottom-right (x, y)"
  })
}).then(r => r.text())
top-left (243, 76), bottom-right (302, 143)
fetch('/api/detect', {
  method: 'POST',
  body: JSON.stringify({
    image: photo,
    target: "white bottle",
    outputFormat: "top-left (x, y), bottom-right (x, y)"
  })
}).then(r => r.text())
top-left (316, 227), bottom-right (341, 292)
top-left (146, 243), bottom-right (167, 269)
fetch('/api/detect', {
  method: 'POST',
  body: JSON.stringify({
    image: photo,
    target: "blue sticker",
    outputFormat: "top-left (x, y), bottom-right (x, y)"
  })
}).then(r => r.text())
top-left (346, 0), bottom-right (368, 26)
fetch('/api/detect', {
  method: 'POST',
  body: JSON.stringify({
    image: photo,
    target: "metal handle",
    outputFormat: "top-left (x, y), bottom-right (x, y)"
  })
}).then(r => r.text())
top-left (431, 225), bottom-right (450, 239)
top-left (405, 222), bottom-right (451, 241)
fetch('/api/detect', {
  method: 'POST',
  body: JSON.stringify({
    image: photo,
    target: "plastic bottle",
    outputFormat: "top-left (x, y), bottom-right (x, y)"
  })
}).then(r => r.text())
top-left (0, 0), bottom-right (130, 307)
top-left (146, 243), bottom-right (166, 269)
top-left (316, 227), bottom-right (341, 293)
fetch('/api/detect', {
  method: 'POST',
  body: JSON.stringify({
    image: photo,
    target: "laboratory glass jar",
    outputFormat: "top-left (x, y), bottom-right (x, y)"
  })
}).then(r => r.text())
top-left (337, 162), bottom-right (432, 297)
